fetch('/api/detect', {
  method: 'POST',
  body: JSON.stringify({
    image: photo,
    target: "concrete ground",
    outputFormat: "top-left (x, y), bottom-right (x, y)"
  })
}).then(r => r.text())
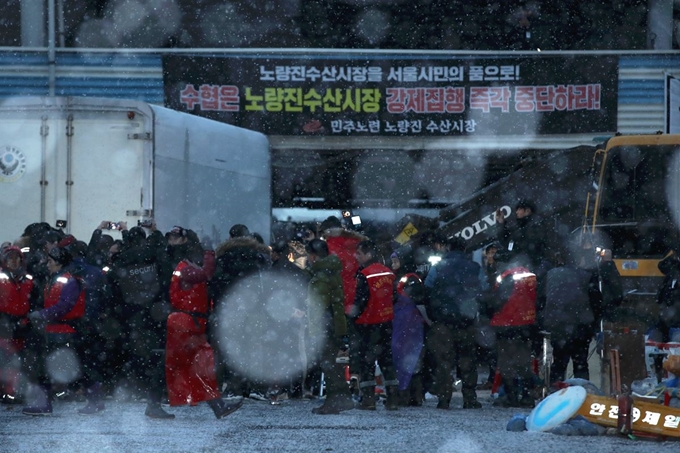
top-left (1, 389), bottom-right (678, 453)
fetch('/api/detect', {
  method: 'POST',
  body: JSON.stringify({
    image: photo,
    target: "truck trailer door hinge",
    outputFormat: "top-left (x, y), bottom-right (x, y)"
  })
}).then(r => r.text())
top-left (40, 115), bottom-right (49, 137)
top-left (128, 132), bottom-right (152, 141)
top-left (66, 114), bottom-right (74, 136)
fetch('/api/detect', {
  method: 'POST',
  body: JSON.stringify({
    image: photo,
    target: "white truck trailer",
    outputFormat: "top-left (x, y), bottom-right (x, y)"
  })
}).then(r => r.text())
top-left (0, 96), bottom-right (271, 244)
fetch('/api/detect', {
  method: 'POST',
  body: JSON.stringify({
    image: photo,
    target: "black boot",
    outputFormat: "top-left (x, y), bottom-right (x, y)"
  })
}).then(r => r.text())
top-left (385, 386), bottom-right (399, 411)
top-left (462, 389), bottom-right (482, 409)
top-left (312, 395), bottom-right (354, 414)
top-left (145, 402), bottom-right (175, 419)
top-left (78, 382), bottom-right (105, 415)
top-left (494, 377), bottom-right (520, 407)
top-left (22, 384), bottom-right (53, 416)
top-left (517, 378), bottom-right (535, 408)
top-left (397, 389), bottom-right (409, 407)
top-left (358, 385), bottom-right (376, 410)
top-left (208, 397), bottom-right (244, 419)
top-left (408, 375), bottom-right (423, 406)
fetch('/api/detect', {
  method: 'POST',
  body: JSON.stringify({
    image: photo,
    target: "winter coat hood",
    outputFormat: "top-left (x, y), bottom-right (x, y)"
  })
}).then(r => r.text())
top-left (216, 236), bottom-right (271, 258)
top-left (211, 236), bottom-right (272, 303)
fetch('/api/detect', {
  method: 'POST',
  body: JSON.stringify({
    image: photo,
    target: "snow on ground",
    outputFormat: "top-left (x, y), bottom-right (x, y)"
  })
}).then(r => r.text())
top-left (1, 391), bottom-right (678, 453)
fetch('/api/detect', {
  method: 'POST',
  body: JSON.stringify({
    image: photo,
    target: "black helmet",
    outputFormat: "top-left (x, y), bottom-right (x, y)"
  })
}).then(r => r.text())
top-left (47, 246), bottom-right (72, 267)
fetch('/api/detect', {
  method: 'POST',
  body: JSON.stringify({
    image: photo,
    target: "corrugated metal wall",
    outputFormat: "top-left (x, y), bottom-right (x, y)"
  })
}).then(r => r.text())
top-left (1, 50), bottom-right (680, 135)
top-left (619, 55), bottom-right (680, 134)
top-left (0, 50), bottom-right (163, 103)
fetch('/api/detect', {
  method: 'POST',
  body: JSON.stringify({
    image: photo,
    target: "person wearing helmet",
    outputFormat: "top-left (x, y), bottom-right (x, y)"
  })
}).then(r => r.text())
top-left (495, 199), bottom-right (555, 295)
top-left (0, 246), bottom-right (35, 404)
top-left (22, 247), bottom-right (85, 416)
top-left (165, 226), bottom-right (244, 419)
top-left (490, 265), bottom-right (538, 408)
top-left (495, 198), bottom-right (556, 389)
top-left (350, 240), bottom-right (399, 411)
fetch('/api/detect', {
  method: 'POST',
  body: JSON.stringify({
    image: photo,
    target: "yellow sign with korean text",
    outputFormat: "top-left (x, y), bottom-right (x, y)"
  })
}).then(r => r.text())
top-left (395, 222), bottom-right (418, 245)
top-left (576, 394), bottom-right (680, 438)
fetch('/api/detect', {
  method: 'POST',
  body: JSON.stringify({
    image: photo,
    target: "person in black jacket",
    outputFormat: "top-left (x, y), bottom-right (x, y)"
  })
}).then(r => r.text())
top-left (209, 232), bottom-right (272, 398)
top-left (655, 250), bottom-right (680, 342)
top-left (496, 199), bottom-right (557, 369)
top-left (85, 223), bottom-right (114, 269)
top-left (107, 222), bottom-right (171, 419)
top-left (424, 236), bottom-right (483, 410)
top-left (541, 238), bottom-right (623, 384)
top-left (58, 236), bottom-right (108, 414)
top-left (495, 199), bottom-right (554, 276)
top-left (541, 248), bottom-right (601, 384)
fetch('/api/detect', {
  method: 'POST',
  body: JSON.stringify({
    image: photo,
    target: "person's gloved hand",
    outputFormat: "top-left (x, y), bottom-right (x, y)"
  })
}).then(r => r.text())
top-left (28, 311), bottom-right (43, 322)
top-left (27, 311), bottom-right (46, 330)
top-left (13, 317), bottom-right (31, 339)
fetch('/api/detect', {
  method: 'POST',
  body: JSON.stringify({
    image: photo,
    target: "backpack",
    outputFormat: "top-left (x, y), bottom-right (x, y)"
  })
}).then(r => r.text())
top-left (428, 258), bottom-right (480, 326)
top-left (115, 261), bottom-right (161, 307)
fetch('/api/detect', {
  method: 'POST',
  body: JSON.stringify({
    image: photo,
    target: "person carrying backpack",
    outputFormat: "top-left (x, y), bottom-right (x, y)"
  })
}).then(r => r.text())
top-left (59, 235), bottom-right (107, 414)
top-left (424, 236), bottom-right (483, 410)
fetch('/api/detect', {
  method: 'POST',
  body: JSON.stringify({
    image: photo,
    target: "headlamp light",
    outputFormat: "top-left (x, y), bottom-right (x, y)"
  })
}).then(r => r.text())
top-left (512, 272), bottom-right (536, 281)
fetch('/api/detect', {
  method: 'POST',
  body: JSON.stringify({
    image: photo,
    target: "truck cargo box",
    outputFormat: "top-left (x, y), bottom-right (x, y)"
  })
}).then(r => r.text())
top-left (0, 96), bottom-right (270, 244)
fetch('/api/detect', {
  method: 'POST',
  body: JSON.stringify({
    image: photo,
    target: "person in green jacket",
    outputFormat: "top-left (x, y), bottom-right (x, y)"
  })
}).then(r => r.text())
top-left (306, 239), bottom-right (354, 414)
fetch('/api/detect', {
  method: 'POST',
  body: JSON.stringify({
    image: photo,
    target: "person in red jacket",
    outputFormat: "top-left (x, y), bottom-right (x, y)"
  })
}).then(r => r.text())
top-left (22, 247), bottom-right (85, 416)
top-left (0, 246), bottom-right (34, 404)
top-left (490, 265), bottom-right (537, 408)
top-left (349, 240), bottom-right (399, 411)
top-left (165, 226), bottom-right (243, 419)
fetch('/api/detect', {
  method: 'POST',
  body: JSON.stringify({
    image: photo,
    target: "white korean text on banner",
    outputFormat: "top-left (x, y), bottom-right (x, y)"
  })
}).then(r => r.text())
top-left (163, 54), bottom-right (619, 137)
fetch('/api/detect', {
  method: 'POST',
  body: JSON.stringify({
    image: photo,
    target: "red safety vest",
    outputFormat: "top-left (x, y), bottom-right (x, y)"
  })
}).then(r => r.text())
top-left (44, 272), bottom-right (85, 334)
top-left (0, 271), bottom-right (32, 317)
top-left (169, 261), bottom-right (210, 315)
top-left (356, 263), bottom-right (396, 325)
top-left (490, 266), bottom-right (537, 327)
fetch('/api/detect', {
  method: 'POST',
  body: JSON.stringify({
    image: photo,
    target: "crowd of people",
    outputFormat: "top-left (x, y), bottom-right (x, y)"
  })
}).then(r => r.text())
top-left (0, 198), bottom-right (654, 420)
